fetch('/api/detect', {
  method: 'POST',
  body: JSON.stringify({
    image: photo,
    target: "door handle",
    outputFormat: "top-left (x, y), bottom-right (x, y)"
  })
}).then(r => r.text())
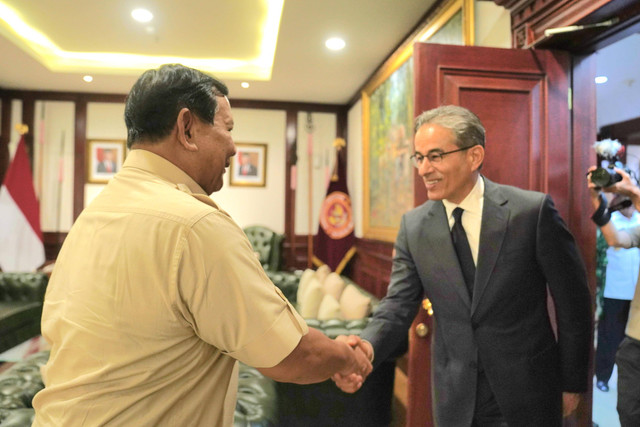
top-left (416, 323), bottom-right (429, 338)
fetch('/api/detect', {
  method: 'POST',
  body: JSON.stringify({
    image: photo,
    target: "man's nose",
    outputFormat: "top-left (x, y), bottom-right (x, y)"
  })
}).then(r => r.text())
top-left (418, 159), bottom-right (434, 175)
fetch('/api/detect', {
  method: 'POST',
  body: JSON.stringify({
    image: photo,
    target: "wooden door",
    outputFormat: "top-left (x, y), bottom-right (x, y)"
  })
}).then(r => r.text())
top-left (407, 43), bottom-right (581, 426)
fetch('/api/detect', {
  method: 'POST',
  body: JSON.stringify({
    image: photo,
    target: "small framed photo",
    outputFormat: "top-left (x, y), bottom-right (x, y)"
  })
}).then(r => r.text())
top-left (230, 143), bottom-right (267, 187)
top-left (86, 139), bottom-right (126, 184)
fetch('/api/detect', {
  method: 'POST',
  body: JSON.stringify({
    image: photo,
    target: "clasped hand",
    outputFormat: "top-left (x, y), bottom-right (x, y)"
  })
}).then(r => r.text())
top-left (331, 335), bottom-right (374, 393)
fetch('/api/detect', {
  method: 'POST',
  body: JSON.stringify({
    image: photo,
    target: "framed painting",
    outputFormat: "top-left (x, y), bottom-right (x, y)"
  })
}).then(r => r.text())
top-left (86, 139), bottom-right (126, 184)
top-left (362, 0), bottom-right (470, 241)
top-left (230, 143), bottom-right (267, 187)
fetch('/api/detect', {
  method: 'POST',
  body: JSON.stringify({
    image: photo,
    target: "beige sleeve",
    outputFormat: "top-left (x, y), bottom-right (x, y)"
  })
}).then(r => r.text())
top-left (175, 212), bottom-right (308, 368)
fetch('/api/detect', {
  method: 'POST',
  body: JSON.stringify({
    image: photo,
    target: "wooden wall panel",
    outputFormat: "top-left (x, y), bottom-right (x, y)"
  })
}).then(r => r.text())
top-left (43, 232), bottom-right (67, 262)
top-left (350, 238), bottom-right (394, 299)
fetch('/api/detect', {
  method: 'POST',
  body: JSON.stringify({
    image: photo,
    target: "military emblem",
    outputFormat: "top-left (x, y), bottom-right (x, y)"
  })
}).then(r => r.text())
top-left (319, 191), bottom-right (354, 239)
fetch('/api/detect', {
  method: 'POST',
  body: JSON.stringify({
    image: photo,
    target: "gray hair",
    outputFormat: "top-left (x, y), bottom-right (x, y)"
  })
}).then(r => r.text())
top-left (414, 105), bottom-right (485, 148)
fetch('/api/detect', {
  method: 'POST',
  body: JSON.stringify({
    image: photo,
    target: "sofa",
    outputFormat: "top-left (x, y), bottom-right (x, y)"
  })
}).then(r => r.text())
top-left (0, 273), bottom-right (48, 355)
top-left (0, 351), bottom-right (278, 427)
top-left (269, 269), bottom-right (403, 427)
top-left (0, 270), bottom-right (401, 426)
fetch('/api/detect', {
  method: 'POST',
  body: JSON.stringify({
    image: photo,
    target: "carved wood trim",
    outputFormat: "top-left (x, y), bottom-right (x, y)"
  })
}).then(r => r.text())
top-left (492, 0), bottom-right (640, 50)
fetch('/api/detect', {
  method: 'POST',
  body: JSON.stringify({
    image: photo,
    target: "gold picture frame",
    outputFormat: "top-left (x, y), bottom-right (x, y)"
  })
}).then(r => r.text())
top-left (230, 143), bottom-right (267, 187)
top-left (86, 139), bottom-right (126, 184)
top-left (362, 0), bottom-right (473, 242)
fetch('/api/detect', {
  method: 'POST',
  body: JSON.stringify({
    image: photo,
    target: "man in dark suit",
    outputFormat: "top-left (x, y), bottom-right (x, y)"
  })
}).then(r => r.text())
top-left (335, 106), bottom-right (592, 426)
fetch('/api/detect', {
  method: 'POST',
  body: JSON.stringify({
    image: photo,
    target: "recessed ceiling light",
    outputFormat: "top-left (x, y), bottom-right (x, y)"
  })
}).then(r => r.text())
top-left (83, 75), bottom-right (93, 83)
top-left (595, 76), bottom-right (608, 84)
top-left (241, 82), bottom-right (250, 88)
top-left (131, 8), bottom-right (153, 23)
top-left (325, 37), bottom-right (345, 51)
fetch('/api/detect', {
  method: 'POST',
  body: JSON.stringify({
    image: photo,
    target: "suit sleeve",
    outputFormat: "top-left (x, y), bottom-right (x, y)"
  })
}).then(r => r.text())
top-left (360, 214), bottom-right (424, 368)
top-left (536, 194), bottom-right (592, 392)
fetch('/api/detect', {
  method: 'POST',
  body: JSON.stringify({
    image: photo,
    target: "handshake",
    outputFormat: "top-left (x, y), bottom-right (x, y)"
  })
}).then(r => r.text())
top-left (332, 335), bottom-right (375, 393)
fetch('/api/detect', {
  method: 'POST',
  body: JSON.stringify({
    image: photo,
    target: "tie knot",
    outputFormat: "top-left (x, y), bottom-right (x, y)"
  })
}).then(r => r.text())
top-left (453, 207), bottom-right (464, 223)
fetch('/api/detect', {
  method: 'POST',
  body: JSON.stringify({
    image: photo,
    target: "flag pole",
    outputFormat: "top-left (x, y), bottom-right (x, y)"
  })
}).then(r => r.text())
top-left (56, 131), bottom-right (65, 232)
top-left (306, 113), bottom-right (314, 268)
top-left (37, 104), bottom-right (45, 201)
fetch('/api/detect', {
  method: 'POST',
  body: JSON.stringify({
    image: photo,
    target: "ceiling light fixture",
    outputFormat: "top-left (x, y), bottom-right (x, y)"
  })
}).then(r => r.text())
top-left (83, 75), bottom-right (93, 83)
top-left (131, 8), bottom-right (153, 23)
top-left (0, 0), bottom-right (283, 80)
top-left (595, 76), bottom-right (608, 84)
top-left (325, 37), bottom-right (345, 51)
top-left (241, 82), bottom-right (250, 88)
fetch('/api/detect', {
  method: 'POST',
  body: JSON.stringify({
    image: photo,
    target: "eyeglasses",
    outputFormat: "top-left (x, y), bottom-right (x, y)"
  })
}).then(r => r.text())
top-left (409, 146), bottom-right (474, 168)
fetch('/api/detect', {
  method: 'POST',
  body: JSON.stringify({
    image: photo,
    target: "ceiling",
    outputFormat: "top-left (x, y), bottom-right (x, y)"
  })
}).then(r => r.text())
top-left (0, 0), bottom-right (437, 104)
top-left (595, 32), bottom-right (640, 128)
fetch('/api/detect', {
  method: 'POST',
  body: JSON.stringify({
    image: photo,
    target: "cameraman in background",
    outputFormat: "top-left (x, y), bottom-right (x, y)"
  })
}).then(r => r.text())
top-left (594, 193), bottom-right (639, 393)
top-left (587, 165), bottom-right (640, 426)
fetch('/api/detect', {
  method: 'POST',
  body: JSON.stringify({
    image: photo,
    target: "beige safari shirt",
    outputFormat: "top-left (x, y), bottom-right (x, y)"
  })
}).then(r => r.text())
top-left (33, 149), bottom-right (307, 426)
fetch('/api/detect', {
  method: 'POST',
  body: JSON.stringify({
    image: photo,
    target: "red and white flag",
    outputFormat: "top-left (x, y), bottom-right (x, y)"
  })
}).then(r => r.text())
top-left (0, 135), bottom-right (45, 271)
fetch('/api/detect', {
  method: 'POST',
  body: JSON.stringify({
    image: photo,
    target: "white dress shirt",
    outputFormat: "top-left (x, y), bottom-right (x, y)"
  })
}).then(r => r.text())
top-left (442, 175), bottom-right (484, 266)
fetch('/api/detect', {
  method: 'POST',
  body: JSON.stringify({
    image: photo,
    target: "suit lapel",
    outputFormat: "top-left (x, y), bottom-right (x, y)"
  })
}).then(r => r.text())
top-left (471, 178), bottom-right (509, 314)
top-left (417, 201), bottom-right (472, 309)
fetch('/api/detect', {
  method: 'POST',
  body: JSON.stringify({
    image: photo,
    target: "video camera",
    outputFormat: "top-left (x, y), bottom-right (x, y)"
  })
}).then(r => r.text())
top-left (590, 138), bottom-right (634, 188)
top-left (590, 164), bottom-right (624, 188)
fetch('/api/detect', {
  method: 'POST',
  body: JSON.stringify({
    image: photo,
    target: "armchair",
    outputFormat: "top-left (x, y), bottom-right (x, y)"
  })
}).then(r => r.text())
top-left (269, 271), bottom-right (402, 427)
top-left (243, 225), bottom-right (284, 272)
top-left (0, 352), bottom-right (278, 427)
top-left (0, 273), bottom-right (48, 354)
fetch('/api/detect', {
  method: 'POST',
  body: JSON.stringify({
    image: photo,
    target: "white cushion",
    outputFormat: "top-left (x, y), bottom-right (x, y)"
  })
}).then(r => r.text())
top-left (315, 264), bottom-right (331, 283)
top-left (317, 294), bottom-right (343, 320)
top-left (323, 272), bottom-right (346, 301)
top-left (298, 277), bottom-right (324, 318)
top-left (297, 269), bottom-right (316, 303)
top-left (340, 284), bottom-right (372, 320)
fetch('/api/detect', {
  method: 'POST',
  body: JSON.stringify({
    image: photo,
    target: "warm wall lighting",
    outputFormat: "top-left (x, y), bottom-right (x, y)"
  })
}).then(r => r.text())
top-left (595, 76), bottom-right (608, 84)
top-left (325, 37), bottom-right (345, 51)
top-left (0, 0), bottom-right (284, 80)
top-left (131, 8), bottom-right (153, 23)
top-left (83, 75), bottom-right (93, 82)
top-left (241, 82), bottom-right (250, 88)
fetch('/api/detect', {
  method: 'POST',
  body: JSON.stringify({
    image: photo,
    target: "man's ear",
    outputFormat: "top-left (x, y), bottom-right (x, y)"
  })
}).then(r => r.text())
top-left (176, 108), bottom-right (198, 152)
top-left (470, 145), bottom-right (485, 171)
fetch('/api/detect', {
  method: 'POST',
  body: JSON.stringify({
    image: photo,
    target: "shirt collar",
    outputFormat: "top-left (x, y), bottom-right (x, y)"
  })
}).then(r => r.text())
top-left (122, 149), bottom-right (208, 196)
top-left (442, 174), bottom-right (484, 220)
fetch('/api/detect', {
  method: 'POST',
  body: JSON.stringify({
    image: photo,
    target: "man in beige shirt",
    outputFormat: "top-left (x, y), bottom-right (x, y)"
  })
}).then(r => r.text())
top-left (32, 64), bottom-right (371, 426)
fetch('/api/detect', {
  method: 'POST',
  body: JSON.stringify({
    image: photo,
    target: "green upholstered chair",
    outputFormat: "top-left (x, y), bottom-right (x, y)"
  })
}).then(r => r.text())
top-left (243, 225), bottom-right (284, 272)
top-left (268, 273), bottom-right (400, 427)
top-left (0, 273), bottom-right (48, 354)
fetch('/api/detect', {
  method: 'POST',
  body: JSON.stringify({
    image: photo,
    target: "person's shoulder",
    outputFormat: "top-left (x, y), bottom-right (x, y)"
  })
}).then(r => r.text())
top-left (487, 180), bottom-right (546, 203)
top-left (404, 199), bottom-right (439, 221)
top-left (114, 174), bottom-right (220, 225)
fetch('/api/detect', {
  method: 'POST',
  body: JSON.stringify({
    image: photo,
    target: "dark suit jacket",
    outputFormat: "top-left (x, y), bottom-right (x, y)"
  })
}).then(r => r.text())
top-left (361, 177), bottom-right (592, 427)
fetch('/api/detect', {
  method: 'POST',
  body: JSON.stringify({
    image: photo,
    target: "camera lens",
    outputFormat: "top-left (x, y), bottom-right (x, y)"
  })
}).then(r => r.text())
top-left (591, 167), bottom-right (622, 188)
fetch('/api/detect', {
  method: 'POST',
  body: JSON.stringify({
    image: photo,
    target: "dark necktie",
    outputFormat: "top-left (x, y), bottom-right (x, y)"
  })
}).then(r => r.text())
top-left (451, 207), bottom-right (475, 297)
